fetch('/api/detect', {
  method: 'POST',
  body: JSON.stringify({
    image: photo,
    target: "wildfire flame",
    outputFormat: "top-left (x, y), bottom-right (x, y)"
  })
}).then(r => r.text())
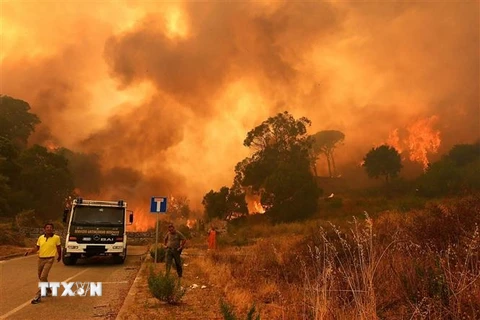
top-left (244, 188), bottom-right (265, 214)
top-left (386, 129), bottom-right (403, 154)
top-left (406, 116), bottom-right (441, 169)
top-left (186, 219), bottom-right (196, 229)
top-left (128, 207), bottom-right (156, 232)
top-left (386, 115), bottom-right (441, 170)
top-left (44, 140), bottom-right (60, 151)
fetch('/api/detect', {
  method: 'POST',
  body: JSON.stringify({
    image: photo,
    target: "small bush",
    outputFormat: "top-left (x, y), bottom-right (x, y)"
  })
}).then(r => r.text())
top-left (231, 235), bottom-right (252, 247)
top-left (148, 266), bottom-right (185, 304)
top-left (0, 228), bottom-right (25, 246)
top-left (220, 299), bottom-right (261, 320)
top-left (176, 224), bottom-right (192, 239)
top-left (327, 197), bottom-right (343, 209)
top-left (150, 246), bottom-right (166, 263)
top-left (394, 196), bottom-right (426, 212)
top-left (14, 210), bottom-right (40, 228)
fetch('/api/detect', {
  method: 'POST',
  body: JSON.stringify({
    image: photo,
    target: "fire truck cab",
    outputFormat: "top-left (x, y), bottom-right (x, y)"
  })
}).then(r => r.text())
top-left (62, 198), bottom-right (133, 265)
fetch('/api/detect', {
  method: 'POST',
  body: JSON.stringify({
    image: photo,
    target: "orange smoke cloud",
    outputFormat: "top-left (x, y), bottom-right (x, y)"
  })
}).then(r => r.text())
top-left (2, 1), bottom-right (478, 227)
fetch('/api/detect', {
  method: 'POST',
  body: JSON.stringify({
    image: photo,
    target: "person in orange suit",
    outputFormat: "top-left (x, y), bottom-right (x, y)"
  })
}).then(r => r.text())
top-left (207, 225), bottom-right (217, 250)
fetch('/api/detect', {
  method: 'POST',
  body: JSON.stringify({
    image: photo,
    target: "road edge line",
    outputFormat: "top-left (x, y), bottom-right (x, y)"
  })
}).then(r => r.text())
top-left (0, 268), bottom-right (90, 319)
top-left (115, 247), bottom-right (152, 320)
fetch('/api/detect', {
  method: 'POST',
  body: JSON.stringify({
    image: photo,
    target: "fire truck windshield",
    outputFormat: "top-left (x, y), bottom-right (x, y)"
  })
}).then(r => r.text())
top-left (72, 206), bottom-right (125, 225)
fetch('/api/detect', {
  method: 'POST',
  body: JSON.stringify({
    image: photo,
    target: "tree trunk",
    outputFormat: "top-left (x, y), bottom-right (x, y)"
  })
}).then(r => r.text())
top-left (325, 153), bottom-right (332, 178)
top-left (331, 151), bottom-right (337, 177)
top-left (385, 174), bottom-right (390, 198)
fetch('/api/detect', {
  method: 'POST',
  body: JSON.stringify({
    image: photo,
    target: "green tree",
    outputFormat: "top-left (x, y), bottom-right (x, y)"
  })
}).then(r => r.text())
top-left (0, 96), bottom-right (40, 217)
top-left (237, 111), bottom-right (320, 223)
top-left (362, 145), bottom-right (402, 196)
top-left (244, 111), bottom-right (311, 153)
top-left (226, 189), bottom-right (249, 220)
top-left (168, 196), bottom-right (191, 220)
top-left (446, 142), bottom-right (479, 166)
top-left (0, 172), bottom-right (10, 216)
top-left (58, 148), bottom-right (102, 195)
top-left (416, 142), bottom-right (480, 197)
top-left (311, 130), bottom-right (345, 177)
top-left (14, 145), bottom-right (75, 220)
top-left (202, 187), bottom-right (230, 220)
top-left (0, 95), bottom-right (40, 149)
top-left (0, 136), bottom-right (22, 187)
top-left (202, 187), bottom-right (248, 221)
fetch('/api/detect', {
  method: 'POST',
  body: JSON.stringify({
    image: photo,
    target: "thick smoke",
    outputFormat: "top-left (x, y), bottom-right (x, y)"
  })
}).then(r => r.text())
top-left (2, 1), bottom-right (478, 227)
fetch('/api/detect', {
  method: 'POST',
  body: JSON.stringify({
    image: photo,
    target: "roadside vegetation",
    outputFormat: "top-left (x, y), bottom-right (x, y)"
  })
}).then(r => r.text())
top-left (194, 195), bottom-right (480, 319)
top-left (1, 96), bottom-right (479, 318)
top-left (195, 112), bottom-right (479, 319)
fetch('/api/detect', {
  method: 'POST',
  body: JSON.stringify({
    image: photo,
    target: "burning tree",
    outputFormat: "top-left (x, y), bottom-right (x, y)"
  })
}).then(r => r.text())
top-left (234, 111), bottom-right (321, 223)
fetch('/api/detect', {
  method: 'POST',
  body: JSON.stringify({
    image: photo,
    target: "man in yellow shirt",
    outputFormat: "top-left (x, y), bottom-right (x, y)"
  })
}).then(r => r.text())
top-left (25, 223), bottom-right (62, 304)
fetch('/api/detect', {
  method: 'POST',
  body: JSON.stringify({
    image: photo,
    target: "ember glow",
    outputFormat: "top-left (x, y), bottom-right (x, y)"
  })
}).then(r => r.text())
top-left (186, 219), bottom-right (196, 229)
top-left (2, 2), bottom-right (478, 225)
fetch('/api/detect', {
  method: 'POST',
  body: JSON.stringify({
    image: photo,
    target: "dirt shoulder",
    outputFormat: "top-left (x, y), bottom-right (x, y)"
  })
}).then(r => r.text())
top-left (0, 245), bottom-right (31, 259)
top-left (117, 245), bottom-right (226, 320)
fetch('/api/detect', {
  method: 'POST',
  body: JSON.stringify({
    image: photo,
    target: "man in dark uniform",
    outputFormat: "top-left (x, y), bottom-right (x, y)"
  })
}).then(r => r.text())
top-left (163, 224), bottom-right (187, 278)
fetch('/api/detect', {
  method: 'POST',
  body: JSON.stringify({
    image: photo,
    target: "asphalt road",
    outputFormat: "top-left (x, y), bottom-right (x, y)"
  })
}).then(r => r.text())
top-left (0, 245), bottom-right (148, 320)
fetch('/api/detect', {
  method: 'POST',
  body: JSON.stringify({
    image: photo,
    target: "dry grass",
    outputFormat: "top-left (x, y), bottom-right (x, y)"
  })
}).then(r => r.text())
top-left (199, 194), bottom-right (480, 319)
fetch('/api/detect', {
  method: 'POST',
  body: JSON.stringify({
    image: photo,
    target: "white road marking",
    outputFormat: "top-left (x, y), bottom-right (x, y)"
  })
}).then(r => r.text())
top-left (0, 268), bottom-right (90, 319)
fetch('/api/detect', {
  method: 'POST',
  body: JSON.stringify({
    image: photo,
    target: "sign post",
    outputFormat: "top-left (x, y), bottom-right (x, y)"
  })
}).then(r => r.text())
top-left (150, 197), bottom-right (167, 263)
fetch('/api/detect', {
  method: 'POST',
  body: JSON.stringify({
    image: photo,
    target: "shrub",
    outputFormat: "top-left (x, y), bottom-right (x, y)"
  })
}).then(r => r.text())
top-left (0, 228), bottom-right (25, 246)
top-left (327, 197), bottom-right (343, 209)
top-left (14, 210), bottom-right (40, 228)
top-left (147, 266), bottom-right (185, 304)
top-left (220, 299), bottom-right (261, 320)
top-left (150, 246), bottom-right (166, 263)
top-left (176, 224), bottom-right (192, 239)
top-left (405, 195), bottom-right (480, 250)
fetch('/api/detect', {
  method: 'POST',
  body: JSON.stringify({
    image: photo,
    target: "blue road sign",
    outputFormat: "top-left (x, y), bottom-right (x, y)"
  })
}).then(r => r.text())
top-left (150, 196), bottom-right (167, 213)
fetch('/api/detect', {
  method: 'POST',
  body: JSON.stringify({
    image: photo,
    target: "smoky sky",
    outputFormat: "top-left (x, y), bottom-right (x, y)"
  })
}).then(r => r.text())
top-left (2, 1), bottom-right (479, 222)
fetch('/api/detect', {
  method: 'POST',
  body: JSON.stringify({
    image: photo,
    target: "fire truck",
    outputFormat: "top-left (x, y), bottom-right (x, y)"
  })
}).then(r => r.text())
top-left (62, 198), bottom-right (133, 265)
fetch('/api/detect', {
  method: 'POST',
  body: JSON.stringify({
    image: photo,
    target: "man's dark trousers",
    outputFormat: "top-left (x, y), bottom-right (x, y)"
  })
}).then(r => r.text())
top-left (166, 248), bottom-right (182, 277)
